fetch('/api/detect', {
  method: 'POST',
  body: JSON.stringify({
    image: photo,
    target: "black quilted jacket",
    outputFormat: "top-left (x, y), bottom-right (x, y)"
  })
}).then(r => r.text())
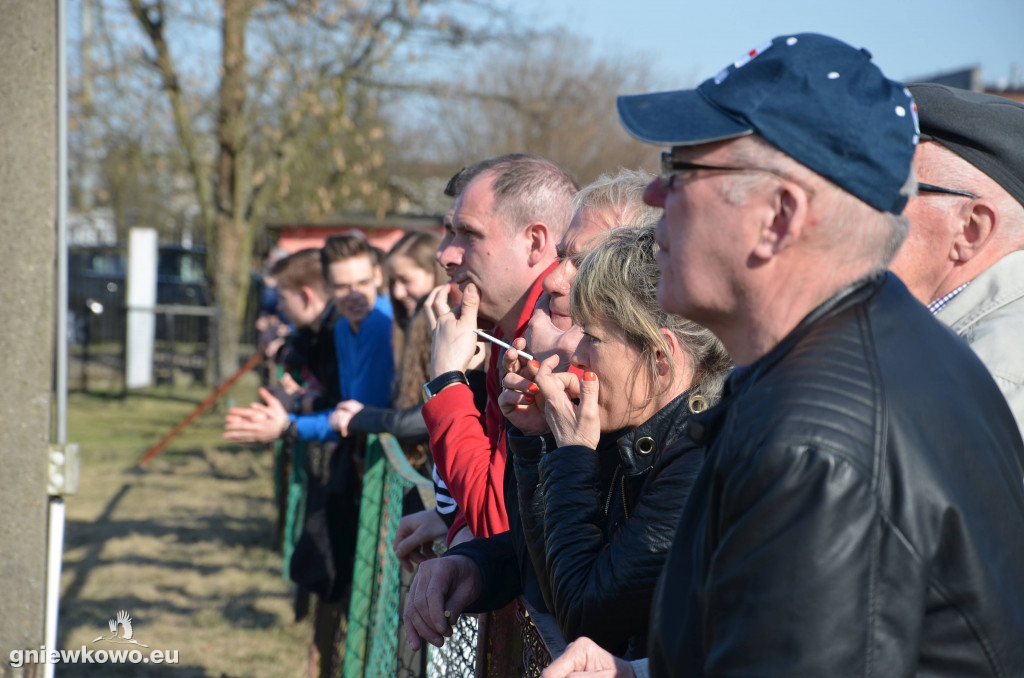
top-left (512, 391), bottom-right (703, 659)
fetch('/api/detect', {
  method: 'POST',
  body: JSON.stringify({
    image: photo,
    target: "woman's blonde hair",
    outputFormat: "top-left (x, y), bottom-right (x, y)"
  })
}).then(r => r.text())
top-left (570, 225), bottom-right (731, 412)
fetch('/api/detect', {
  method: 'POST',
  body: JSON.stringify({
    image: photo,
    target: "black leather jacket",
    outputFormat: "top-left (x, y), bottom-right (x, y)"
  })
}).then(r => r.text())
top-left (516, 392), bottom-right (702, 658)
top-left (451, 391), bottom-right (705, 659)
top-left (649, 274), bottom-right (1024, 677)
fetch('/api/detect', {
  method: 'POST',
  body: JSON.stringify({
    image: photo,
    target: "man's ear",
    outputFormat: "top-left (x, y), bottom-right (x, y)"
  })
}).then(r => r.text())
top-left (523, 222), bottom-right (552, 266)
top-left (951, 200), bottom-right (995, 263)
top-left (751, 181), bottom-right (810, 262)
top-left (373, 264), bottom-right (384, 290)
top-left (299, 285), bottom-right (316, 307)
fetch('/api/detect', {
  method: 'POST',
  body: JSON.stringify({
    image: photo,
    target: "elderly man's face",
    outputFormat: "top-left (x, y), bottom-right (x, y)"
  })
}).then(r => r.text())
top-left (524, 208), bottom-right (614, 366)
top-left (646, 142), bottom-right (760, 323)
top-left (889, 142), bottom-right (970, 304)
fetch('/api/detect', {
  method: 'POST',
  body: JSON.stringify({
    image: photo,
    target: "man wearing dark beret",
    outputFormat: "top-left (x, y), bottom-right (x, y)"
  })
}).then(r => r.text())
top-left (891, 84), bottom-right (1024, 436)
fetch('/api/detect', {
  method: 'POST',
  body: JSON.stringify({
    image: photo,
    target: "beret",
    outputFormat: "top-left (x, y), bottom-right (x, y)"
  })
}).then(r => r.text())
top-left (908, 83), bottom-right (1024, 209)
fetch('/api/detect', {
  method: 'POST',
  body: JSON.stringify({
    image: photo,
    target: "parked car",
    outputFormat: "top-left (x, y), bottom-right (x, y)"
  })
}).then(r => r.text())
top-left (68, 244), bottom-right (210, 344)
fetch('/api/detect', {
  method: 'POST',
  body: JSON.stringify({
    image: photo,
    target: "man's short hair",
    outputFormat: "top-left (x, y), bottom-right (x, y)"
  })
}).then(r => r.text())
top-left (444, 155), bottom-right (527, 198)
top-left (477, 154), bottom-right (579, 240)
top-left (271, 248), bottom-right (327, 293)
top-left (320, 232), bottom-right (376, 279)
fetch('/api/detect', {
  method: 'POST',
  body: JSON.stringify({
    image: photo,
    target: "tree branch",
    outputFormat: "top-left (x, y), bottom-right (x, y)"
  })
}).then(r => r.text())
top-left (126, 0), bottom-right (217, 248)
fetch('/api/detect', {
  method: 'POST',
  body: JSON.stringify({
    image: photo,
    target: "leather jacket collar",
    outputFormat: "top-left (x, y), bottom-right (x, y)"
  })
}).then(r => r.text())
top-left (688, 272), bottom-right (888, 447)
top-left (615, 391), bottom-right (695, 476)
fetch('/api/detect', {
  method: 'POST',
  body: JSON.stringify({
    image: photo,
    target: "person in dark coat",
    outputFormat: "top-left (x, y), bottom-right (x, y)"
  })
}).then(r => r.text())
top-left (403, 225), bottom-right (730, 662)
top-left (545, 32), bottom-right (1024, 678)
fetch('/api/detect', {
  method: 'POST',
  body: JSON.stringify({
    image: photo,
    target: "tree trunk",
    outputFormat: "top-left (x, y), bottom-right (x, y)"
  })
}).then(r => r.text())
top-left (213, 1), bottom-right (254, 379)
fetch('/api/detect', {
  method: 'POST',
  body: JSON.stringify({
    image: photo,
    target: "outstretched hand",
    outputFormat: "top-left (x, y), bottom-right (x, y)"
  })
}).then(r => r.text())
top-left (223, 387), bottom-right (291, 444)
top-left (329, 399), bottom-right (365, 437)
top-left (533, 355), bottom-right (601, 449)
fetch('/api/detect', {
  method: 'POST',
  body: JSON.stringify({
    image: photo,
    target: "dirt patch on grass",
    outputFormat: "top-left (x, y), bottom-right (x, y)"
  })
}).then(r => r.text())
top-left (59, 381), bottom-right (312, 677)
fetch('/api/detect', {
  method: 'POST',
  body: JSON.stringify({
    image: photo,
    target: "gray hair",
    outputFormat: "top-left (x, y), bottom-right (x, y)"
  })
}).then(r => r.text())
top-left (478, 155), bottom-right (579, 241)
top-left (570, 225), bottom-right (732, 412)
top-left (723, 136), bottom-right (910, 270)
top-left (572, 168), bottom-right (661, 227)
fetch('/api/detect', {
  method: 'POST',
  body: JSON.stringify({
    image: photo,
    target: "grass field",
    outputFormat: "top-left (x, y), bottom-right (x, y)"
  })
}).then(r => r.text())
top-left (58, 374), bottom-right (313, 677)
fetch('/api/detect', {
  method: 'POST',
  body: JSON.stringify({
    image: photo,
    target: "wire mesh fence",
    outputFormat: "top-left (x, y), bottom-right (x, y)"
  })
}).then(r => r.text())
top-left (342, 434), bottom-right (480, 678)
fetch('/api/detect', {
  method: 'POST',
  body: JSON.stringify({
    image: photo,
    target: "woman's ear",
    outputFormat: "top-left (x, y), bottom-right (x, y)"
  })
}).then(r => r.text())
top-left (656, 328), bottom-right (688, 381)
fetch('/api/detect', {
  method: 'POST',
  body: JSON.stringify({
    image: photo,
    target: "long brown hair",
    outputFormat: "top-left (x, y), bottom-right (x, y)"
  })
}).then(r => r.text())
top-left (387, 231), bottom-right (444, 468)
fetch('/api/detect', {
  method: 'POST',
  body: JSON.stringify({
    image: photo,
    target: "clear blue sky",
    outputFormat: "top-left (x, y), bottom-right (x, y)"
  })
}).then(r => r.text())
top-left (513, 0), bottom-right (1023, 90)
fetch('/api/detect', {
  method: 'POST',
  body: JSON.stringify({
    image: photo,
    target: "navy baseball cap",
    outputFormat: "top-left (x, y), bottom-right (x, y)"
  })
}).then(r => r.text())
top-left (617, 33), bottom-right (919, 214)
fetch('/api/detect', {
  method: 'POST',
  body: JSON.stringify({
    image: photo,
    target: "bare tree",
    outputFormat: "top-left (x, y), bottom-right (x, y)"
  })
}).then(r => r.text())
top-left (407, 34), bottom-right (659, 185)
top-left (79, 0), bottom-right (516, 379)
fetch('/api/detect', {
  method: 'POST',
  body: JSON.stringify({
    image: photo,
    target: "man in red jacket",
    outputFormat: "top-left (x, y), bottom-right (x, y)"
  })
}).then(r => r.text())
top-left (420, 154), bottom-right (578, 546)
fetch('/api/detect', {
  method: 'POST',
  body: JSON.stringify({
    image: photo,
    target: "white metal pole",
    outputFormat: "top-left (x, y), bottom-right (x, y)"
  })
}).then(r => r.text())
top-left (45, 499), bottom-right (66, 678)
top-left (48, 1), bottom-right (69, 675)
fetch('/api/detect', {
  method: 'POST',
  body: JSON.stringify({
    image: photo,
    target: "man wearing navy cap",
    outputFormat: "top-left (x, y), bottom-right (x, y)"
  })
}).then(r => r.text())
top-left (543, 34), bottom-right (1024, 678)
top-left (890, 84), bottom-right (1024, 437)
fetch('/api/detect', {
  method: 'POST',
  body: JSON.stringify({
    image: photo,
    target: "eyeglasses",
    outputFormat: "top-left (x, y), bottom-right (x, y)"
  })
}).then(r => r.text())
top-left (660, 152), bottom-right (792, 191)
top-left (917, 183), bottom-right (979, 200)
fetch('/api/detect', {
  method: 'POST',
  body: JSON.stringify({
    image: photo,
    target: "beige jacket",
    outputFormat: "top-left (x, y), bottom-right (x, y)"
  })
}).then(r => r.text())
top-left (937, 250), bottom-right (1024, 439)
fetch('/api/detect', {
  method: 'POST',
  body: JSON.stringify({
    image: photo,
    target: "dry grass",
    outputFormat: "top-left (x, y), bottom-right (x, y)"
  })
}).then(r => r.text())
top-left (59, 375), bottom-right (313, 677)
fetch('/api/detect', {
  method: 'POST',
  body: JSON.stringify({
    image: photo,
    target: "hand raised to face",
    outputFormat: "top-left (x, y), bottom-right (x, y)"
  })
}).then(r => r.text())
top-left (532, 354), bottom-right (601, 450)
top-left (427, 282), bottom-right (484, 379)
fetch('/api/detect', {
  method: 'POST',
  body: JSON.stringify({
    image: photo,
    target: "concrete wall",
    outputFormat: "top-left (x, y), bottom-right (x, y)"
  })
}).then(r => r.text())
top-left (0, 0), bottom-right (57, 667)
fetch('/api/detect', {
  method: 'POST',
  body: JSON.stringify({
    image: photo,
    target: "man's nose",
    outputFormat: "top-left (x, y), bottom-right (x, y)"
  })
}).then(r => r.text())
top-left (542, 261), bottom-right (571, 297)
top-left (437, 243), bottom-right (462, 270)
top-left (644, 179), bottom-right (667, 208)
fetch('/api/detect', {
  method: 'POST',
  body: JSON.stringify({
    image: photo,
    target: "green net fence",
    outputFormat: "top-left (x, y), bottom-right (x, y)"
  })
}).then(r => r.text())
top-left (342, 434), bottom-right (479, 678)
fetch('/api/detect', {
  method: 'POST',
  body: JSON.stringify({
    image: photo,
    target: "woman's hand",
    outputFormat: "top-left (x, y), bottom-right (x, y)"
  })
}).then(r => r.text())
top-left (499, 350), bottom-right (550, 435)
top-left (541, 637), bottom-right (634, 678)
top-left (329, 400), bottom-right (365, 437)
top-left (533, 355), bottom-right (601, 449)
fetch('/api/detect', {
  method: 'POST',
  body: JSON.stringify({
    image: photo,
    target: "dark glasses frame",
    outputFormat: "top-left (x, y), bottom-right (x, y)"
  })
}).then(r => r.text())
top-left (660, 152), bottom-right (799, 192)
top-left (917, 183), bottom-right (979, 200)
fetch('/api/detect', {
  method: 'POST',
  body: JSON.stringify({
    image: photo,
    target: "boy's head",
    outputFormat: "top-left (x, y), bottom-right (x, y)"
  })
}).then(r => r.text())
top-left (271, 248), bottom-right (330, 328)
top-left (320, 233), bottom-right (382, 327)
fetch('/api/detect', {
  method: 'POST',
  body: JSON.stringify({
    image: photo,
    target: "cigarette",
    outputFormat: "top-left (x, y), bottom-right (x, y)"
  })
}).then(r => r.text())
top-left (473, 329), bottom-right (534, 361)
top-left (444, 609), bottom-right (451, 619)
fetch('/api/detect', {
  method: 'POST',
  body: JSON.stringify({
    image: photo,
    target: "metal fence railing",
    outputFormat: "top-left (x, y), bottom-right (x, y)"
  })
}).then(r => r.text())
top-left (68, 304), bottom-right (220, 392)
